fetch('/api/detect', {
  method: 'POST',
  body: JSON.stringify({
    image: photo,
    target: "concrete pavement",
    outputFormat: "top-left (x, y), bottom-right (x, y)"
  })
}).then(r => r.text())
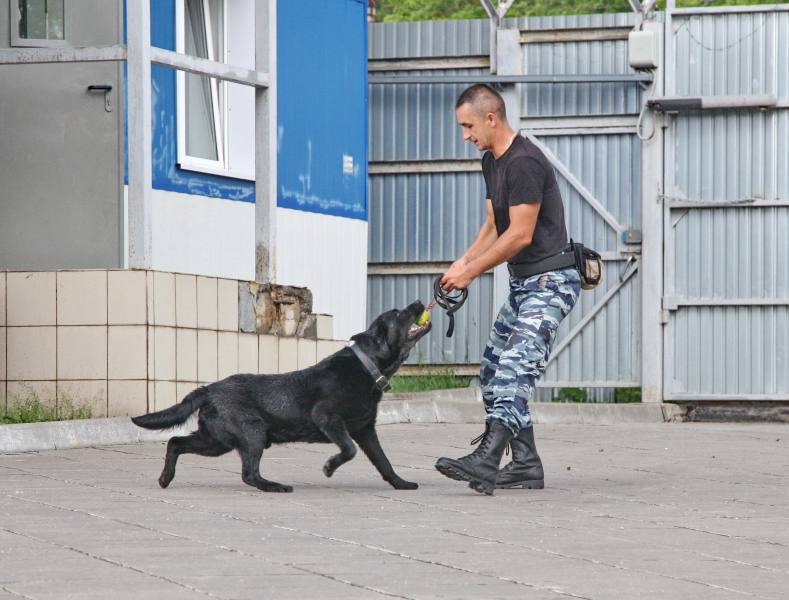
top-left (1, 422), bottom-right (787, 599)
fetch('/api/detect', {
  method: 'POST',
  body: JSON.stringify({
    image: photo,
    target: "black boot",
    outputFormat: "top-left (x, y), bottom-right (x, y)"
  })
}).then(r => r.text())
top-left (495, 426), bottom-right (544, 489)
top-left (435, 421), bottom-right (514, 495)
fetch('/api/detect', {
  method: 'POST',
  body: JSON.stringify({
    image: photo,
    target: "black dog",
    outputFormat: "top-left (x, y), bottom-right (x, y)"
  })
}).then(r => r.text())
top-left (132, 301), bottom-right (431, 492)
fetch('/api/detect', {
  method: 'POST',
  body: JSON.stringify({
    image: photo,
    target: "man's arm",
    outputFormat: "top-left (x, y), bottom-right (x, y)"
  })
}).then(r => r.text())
top-left (441, 202), bottom-right (540, 291)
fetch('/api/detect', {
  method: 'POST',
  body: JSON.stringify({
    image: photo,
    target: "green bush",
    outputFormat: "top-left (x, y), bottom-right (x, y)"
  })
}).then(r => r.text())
top-left (376, 0), bottom-right (788, 22)
top-left (389, 369), bottom-right (472, 393)
top-left (554, 387), bottom-right (588, 403)
top-left (1, 391), bottom-right (93, 425)
top-left (614, 387), bottom-right (641, 403)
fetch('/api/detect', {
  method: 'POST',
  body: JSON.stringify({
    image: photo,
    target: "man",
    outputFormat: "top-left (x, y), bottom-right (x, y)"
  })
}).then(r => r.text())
top-left (434, 84), bottom-right (580, 495)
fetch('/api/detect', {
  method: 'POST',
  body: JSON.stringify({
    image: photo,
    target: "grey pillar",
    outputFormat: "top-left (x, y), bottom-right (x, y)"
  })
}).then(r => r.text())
top-left (255, 0), bottom-right (277, 283)
top-left (126, 0), bottom-right (153, 269)
top-left (640, 19), bottom-right (665, 403)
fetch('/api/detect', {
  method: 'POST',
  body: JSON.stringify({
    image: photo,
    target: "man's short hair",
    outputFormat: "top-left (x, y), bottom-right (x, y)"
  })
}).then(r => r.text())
top-left (455, 84), bottom-right (506, 119)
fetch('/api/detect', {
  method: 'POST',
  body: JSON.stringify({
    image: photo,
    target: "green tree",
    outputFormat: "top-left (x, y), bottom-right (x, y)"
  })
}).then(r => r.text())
top-left (375, 0), bottom-right (789, 21)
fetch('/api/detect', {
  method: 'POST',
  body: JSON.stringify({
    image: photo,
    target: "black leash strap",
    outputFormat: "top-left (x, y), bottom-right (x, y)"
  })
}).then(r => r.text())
top-left (433, 276), bottom-right (468, 338)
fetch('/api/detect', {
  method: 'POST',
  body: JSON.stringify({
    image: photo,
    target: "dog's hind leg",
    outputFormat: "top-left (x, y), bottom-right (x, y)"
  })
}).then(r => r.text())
top-left (312, 407), bottom-right (357, 478)
top-left (159, 431), bottom-right (231, 488)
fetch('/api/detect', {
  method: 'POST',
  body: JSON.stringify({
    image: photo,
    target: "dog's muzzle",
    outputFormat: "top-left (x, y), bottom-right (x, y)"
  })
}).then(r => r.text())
top-left (407, 320), bottom-right (432, 341)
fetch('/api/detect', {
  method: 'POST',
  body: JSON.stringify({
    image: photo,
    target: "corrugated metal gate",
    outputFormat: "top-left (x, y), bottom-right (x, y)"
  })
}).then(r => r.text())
top-left (368, 5), bottom-right (789, 402)
top-left (367, 14), bottom-right (645, 391)
top-left (661, 5), bottom-right (789, 401)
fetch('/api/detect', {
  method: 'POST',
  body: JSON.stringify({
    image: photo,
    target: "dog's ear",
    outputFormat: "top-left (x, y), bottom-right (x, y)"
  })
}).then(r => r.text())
top-left (356, 320), bottom-right (389, 350)
top-left (372, 320), bottom-right (390, 346)
top-left (350, 322), bottom-right (386, 345)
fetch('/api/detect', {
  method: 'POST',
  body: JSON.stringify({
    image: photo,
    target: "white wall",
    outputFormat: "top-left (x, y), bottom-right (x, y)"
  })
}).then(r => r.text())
top-left (125, 189), bottom-right (366, 339)
top-left (275, 208), bottom-right (367, 340)
top-left (124, 187), bottom-right (255, 280)
top-left (151, 190), bottom-right (255, 280)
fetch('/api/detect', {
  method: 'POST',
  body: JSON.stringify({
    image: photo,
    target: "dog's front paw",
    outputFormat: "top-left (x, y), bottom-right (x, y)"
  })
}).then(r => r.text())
top-left (389, 477), bottom-right (418, 490)
top-left (323, 460), bottom-right (337, 478)
top-left (263, 482), bottom-right (293, 493)
top-left (158, 470), bottom-right (174, 488)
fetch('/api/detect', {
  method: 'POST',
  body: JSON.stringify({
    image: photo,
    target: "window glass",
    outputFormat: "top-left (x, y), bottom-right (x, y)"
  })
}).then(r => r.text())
top-left (17, 0), bottom-right (65, 41)
top-left (184, 0), bottom-right (224, 163)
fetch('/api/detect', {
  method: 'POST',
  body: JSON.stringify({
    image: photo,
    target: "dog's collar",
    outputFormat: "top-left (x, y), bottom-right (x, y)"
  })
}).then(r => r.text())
top-left (349, 342), bottom-right (391, 393)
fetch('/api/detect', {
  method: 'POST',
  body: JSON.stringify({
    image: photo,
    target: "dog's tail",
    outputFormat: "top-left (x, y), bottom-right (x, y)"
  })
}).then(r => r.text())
top-left (131, 386), bottom-right (208, 430)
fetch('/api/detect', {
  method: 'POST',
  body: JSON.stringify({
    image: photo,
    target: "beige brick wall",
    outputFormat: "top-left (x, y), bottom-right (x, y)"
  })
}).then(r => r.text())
top-left (1, 269), bottom-right (347, 419)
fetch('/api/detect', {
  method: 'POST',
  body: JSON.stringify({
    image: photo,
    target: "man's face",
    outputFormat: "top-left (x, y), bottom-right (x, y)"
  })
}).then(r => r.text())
top-left (456, 103), bottom-right (494, 151)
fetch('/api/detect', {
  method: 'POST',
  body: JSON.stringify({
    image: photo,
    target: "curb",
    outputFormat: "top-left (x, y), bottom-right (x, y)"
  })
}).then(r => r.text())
top-left (0, 390), bottom-right (682, 453)
top-left (378, 388), bottom-right (680, 426)
top-left (0, 417), bottom-right (197, 454)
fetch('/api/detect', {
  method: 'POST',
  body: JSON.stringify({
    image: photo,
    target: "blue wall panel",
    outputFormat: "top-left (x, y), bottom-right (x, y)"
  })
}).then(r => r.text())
top-left (124, 0), bottom-right (368, 209)
top-left (123, 0), bottom-right (255, 201)
top-left (149, 0), bottom-right (255, 202)
top-left (277, 0), bottom-right (368, 219)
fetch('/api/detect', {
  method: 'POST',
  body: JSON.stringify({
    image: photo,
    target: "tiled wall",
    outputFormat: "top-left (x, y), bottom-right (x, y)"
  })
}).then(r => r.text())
top-left (0, 270), bottom-right (347, 419)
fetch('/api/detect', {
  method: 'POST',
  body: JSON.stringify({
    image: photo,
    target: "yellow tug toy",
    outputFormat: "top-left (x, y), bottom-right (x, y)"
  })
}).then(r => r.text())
top-left (416, 310), bottom-right (431, 326)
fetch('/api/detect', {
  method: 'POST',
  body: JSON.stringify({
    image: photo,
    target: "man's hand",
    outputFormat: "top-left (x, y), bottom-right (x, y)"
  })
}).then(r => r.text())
top-left (441, 258), bottom-right (474, 291)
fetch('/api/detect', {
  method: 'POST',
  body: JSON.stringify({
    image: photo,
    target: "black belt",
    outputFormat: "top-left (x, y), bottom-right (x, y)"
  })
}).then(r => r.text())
top-left (507, 247), bottom-right (576, 279)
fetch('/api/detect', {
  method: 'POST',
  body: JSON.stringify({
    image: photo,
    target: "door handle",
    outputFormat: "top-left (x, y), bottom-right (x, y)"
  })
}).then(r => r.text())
top-left (87, 84), bottom-right (113, 112)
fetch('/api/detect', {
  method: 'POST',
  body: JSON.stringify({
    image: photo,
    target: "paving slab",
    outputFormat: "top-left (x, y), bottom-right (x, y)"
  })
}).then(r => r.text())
top-left (1, 422), bottom-right (787, 600)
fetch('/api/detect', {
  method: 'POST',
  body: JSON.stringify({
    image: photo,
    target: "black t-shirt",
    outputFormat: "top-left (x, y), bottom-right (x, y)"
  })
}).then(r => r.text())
top-left (482, 135), bottom-right (568, 265)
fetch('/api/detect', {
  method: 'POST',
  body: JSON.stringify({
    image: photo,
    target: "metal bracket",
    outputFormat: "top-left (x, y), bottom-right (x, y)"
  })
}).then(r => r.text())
top-left (622, 228), bottom-right (642, 244)
top-left (479, 0), bottom-right (515, 73)
top-left (628, 0), bottom-right (658, 14)
top-left (479, 0), bottom-right (515, 23)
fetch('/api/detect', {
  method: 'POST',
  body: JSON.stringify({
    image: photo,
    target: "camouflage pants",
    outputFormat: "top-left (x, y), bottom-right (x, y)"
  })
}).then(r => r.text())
top-left (480, 268), bottom-right (580, 435)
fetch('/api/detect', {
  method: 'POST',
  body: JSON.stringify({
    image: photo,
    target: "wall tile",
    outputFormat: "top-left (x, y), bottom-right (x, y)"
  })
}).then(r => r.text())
top-left (7, 272), bottom-right (56, 326)
top-left (57, 271), bottom-right (107, 325)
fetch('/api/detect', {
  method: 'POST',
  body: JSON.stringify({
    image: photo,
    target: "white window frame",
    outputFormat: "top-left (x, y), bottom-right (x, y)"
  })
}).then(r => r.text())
top-left (176, 0), bottom-right (255, 181)
top-left (176, 0), bottom-right (229, 178)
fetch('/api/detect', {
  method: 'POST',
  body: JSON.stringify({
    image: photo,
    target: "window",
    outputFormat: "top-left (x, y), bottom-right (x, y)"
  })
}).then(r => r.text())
top-left (12, 0), bottom-right (67, 47)
top-left (176, 0), bottom-right (255, 180)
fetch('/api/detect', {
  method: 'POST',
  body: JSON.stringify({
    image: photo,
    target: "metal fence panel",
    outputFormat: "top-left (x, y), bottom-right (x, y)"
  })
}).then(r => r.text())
top-left (512, 13), bottom-right (641, 117)
top-left (368, 172), bottom-right (486, 263)
top-left (539, 134), bottom-right (640, 250)
top-left (368, 69), bottom-right (488, 162)
top-left (665, 8), bottom-right (789, 399)
top-left (368, 19), bottom-right (489, 60)
top-left (667, 306), bottom-right (789, 397)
